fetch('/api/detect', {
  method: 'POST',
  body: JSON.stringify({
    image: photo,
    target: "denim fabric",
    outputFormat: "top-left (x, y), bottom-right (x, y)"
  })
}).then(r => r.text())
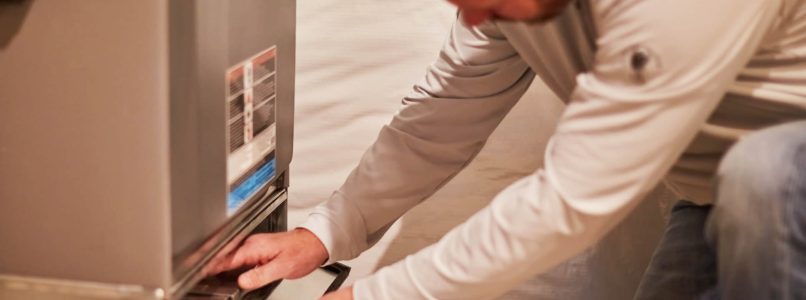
top-left (633, 201), bottom-right (717, 300)
top-left (706, 120), bottom-right (806, 299)
top-left (635, 120), bottom-right (806, 300)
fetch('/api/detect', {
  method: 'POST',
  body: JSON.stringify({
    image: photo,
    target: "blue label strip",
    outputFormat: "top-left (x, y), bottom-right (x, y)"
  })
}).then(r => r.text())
top-left (227, 159), bottom-right (276, 215)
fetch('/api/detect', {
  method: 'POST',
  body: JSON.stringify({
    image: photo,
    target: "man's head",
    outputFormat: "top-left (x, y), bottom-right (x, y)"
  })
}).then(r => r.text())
top-left (447, 0), bottom-right (573, 25)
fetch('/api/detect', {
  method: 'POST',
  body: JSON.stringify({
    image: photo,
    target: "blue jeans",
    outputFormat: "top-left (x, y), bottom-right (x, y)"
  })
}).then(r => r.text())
top-left (634, 121), bottom-right (806, 300)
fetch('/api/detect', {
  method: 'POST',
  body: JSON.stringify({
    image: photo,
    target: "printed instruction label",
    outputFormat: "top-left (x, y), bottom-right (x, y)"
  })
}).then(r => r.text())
top-left (225, 46), bottom-right (279, 215)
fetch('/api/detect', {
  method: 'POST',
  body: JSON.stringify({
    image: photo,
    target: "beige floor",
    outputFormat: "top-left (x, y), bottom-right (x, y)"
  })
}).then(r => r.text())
top-left (289, 1), bottom-right (676, 298)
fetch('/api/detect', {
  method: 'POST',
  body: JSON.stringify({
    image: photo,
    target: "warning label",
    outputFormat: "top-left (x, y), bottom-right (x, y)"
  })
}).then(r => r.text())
top-left (227, 47), bottom-right (277, 152)
top-left (225, 46), bottom-right (279, 215)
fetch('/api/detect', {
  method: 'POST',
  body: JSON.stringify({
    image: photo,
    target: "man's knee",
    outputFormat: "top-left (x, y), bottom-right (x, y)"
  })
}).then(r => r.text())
top-left (711, 121), bottom-right (806, 231)
top-left (706, 122), bottom-right (806, 299)
top-left (717, 121), bottom-right (806, 203)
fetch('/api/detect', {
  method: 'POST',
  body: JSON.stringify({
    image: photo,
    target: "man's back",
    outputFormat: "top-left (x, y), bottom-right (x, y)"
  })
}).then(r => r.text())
top-left (495, 0), bottom-right (806, 204)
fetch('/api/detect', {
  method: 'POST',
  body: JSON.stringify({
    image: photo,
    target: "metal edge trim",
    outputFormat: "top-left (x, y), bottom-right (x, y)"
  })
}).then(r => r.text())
top-left (169, 189), bottom-right (287, 298)
top-left (0, 274), bottom-right (164, 299)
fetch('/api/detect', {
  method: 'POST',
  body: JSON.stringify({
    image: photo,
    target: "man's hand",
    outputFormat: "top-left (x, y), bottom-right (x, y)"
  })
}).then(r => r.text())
top-left (320, 286), bottom-right (353, 300)
top-left (209, 228), bottom-right (329, 290)
top-left (447, 0), bottom-right (571, 26)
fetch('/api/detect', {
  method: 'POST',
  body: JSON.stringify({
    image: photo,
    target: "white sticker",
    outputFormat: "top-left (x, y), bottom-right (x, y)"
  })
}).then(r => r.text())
top-left (226, 46), bottom-right (279, 187)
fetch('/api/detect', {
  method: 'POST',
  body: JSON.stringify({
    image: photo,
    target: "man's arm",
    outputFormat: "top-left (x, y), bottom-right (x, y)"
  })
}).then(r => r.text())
top-left (300, 16), bottom-right (536, 263)
top-left (210, 14), bottom-right (535, 290)
top-left (352, 0), bottom-right (784, 298)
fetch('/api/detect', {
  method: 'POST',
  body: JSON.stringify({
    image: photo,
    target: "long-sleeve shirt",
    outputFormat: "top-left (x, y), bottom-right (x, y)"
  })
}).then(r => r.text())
top-left (300, 0), bottom-right (806, 298)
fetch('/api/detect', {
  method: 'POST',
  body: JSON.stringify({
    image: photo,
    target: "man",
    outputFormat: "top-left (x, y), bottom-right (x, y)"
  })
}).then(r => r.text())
top-left (213, 0), bottom-right (806, 298)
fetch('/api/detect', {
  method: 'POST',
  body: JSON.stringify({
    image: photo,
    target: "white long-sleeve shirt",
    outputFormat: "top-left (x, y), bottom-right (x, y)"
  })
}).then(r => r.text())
top-left (300, 0), bottom-right (806, 298)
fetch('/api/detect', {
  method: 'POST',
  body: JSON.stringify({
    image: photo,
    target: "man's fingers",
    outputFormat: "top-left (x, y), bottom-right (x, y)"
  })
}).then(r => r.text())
top-left (207, 252), bottom-right (243, 275)
top-left (211, 235), bottom-right (280, 274)
top-left (238, 261), bottom-right (288, 290)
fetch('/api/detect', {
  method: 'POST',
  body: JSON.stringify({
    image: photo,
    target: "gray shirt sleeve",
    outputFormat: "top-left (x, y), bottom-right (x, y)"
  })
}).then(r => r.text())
top-left (299, 17), bottom-right (535, 263)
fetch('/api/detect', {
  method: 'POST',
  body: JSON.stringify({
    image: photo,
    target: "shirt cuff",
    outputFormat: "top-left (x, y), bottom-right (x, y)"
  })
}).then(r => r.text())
top-left (351, 250), bottom-right (436, 300)
top-left (297, 192), bottom-right (368, 265)
top-left (297, 214), bottom-right (341, 265)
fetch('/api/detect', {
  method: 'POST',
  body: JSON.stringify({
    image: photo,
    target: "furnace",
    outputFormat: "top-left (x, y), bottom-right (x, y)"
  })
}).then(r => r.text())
top-left (0, 1), bottom-right (347, 299)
